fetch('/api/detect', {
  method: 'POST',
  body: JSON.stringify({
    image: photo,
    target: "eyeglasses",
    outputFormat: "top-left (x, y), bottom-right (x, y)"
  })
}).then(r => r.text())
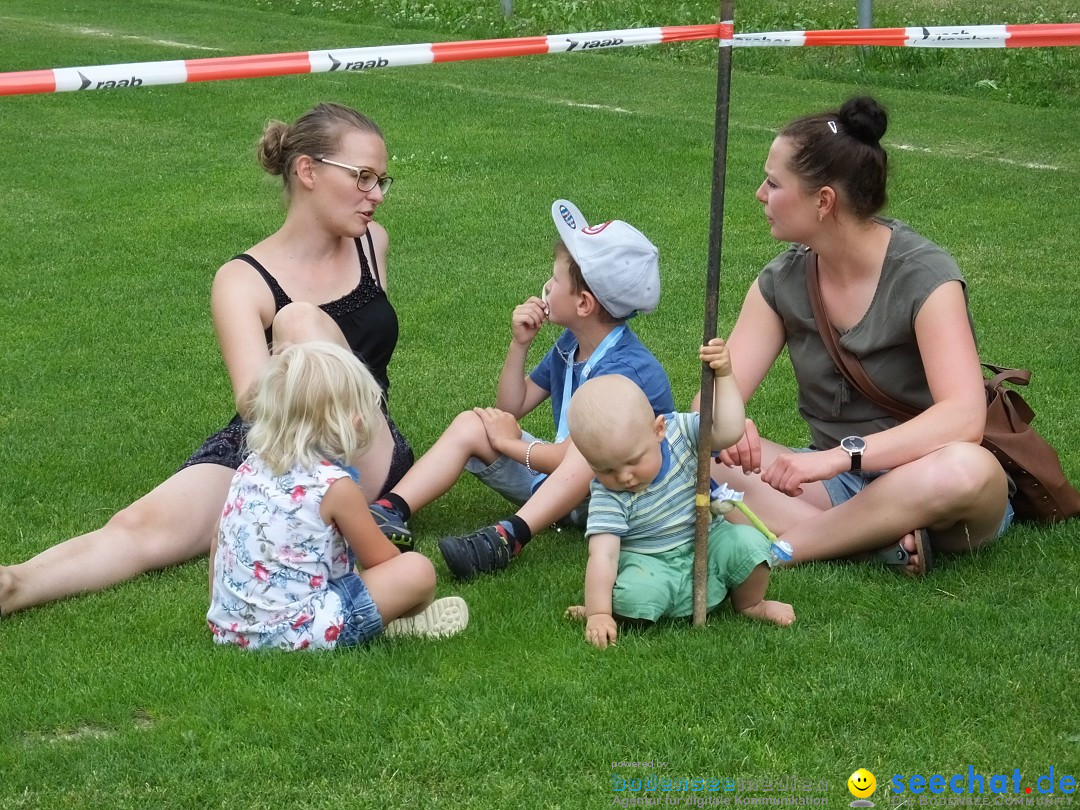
top-left (314, 157), bottom-right (394, 194)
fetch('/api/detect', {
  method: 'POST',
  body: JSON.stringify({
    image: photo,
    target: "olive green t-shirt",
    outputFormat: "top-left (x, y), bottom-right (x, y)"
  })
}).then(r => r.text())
top-left (757, 218), bottom-right (973, 451)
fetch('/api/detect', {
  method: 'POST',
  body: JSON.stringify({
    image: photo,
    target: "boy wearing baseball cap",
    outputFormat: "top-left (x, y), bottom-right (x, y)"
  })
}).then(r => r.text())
top-left (369, 200), bottom-right (674, 580)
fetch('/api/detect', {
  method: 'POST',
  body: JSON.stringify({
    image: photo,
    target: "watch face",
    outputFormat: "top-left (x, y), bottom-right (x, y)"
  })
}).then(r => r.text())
top-left (841, 436), bottom-right (866, 454)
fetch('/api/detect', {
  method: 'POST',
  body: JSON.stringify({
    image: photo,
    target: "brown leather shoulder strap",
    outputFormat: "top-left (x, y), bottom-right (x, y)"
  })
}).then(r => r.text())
top-left (804, 250), bottom-right (919, 422)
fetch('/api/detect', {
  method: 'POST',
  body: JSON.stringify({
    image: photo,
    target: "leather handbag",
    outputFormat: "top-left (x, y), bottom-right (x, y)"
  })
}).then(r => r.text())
top-left (805, 251), bottom-right (1080, 523)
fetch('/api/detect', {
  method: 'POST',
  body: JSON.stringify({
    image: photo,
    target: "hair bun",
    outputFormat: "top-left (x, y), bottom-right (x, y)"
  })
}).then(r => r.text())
top-left (257, 119), bottom-right (290, 176)
top-left (839, 96), bottom-right (888, 145)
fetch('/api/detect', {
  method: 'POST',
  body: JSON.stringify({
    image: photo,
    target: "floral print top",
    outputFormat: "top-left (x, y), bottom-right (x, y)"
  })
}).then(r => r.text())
top-left (207, 454), bottom-right (354, 651)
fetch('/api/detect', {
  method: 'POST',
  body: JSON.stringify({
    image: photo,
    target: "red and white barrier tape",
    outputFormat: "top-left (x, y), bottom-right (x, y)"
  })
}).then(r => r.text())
top-left (2, 22), bottom-right (1077, 97)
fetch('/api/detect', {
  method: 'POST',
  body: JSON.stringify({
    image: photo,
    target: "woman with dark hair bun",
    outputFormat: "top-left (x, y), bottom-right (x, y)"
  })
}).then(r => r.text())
top-left (709, 96), bottom-right (1011, 576)
top-left (0, 103), bottom-right (418, 617)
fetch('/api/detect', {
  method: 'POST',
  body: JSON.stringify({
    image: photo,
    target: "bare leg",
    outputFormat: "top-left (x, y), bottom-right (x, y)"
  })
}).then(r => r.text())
top-left (0, 303), bottom-right (408, 619)
top-left (390, 410), bottom-right (500, 513)
top-left (729, 563), bottom-right (795, 626)
top-left (714, 442), bottom-right (1008, 569)
top-left (359, 551), bottom-right (436, 622)
top-left (516, 442), bottom-right (593, 533)
top-left (0, 463), bottom-right (234, 616)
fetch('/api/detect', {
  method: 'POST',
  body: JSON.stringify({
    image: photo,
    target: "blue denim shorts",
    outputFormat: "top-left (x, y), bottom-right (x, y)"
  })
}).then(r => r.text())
top-left (465, 430), bottom-right (542, 506)
top-left (328, 573), bottom-right (384, 647)
top-left (465, 431), bottom-right (588, 527)
top-left (798, 448), bottom-right (1015, 538)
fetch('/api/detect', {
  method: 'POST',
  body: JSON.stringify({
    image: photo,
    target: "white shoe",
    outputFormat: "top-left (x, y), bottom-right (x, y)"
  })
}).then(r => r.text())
top-left (383, 596), bottom-right (469, 639)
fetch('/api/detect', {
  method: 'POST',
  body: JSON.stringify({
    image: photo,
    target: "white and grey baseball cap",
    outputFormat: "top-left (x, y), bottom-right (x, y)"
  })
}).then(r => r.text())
top-left (551, 199), bottom-right (660, 319)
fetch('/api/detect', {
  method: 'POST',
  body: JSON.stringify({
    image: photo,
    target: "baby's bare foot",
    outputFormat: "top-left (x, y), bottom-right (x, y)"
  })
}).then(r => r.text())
top-left (739, 599), bottom-right (795, 627)
top-left (564, 605), bottom-right (586, 621)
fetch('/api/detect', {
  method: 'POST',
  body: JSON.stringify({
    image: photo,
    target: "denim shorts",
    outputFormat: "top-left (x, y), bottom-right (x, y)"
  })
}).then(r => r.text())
top-left (464, 431), bottom-right (589, 527)
top-left (798, 448), bottom-right (1015, 538)
top-left (328, 573), bottom-right (384, 647)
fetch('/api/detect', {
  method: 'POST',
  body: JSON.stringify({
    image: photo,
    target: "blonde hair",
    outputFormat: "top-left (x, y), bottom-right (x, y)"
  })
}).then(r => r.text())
top-left (245, 341), bottom-right (384, 476)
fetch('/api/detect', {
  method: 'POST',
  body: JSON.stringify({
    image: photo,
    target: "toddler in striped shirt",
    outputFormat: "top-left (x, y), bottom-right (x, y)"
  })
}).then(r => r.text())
top-left (565, 339), bottom-right (795, 649)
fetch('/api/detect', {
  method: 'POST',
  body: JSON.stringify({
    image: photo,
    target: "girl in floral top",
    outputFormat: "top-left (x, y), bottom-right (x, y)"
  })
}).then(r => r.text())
top-left (208, 342), bottom-right (468, 651)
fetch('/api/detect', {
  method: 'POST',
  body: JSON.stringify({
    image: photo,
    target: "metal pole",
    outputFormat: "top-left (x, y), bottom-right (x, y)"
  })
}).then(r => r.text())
top-left (693, 0), bottom-right (735, 628)
top-left (857, 0), bottom-right (873, 28)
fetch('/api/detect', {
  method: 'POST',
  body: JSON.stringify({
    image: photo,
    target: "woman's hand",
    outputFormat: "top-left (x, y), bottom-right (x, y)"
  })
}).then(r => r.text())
top-left (472, 407), bottom-right (522, 454)
top-left (717, 418), bottom-right (763, 474)
top-left (760, 448), bottom-right (846, 497)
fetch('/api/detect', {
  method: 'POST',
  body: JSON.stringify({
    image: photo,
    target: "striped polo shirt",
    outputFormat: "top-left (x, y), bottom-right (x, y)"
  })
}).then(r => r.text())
top-left (585, 411), bottom-right (711, 553)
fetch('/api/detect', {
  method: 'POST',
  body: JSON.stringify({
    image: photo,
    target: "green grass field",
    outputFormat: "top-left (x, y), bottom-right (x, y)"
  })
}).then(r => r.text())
top-left (1, 1), bottom-right (1078, 807)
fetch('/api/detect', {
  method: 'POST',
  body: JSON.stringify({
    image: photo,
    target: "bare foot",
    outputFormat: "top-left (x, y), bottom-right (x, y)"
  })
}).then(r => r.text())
top-left (897, 533), bottom-right (922, 577)
top-left (0, 565), bottom-right (15, 617)
top-left (738, 599), bottom-right (795, 627)
top-left (874, 530), bottom-right (930, 577)
top-left (564, 605), bottom-right (586, 621)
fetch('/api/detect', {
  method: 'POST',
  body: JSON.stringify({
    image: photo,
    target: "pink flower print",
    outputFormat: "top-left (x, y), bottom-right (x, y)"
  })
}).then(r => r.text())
top-left (222, 502), bottom-right (234, 518)
top-left (324, 623), bottom-right (342, 642)
top-left (238, 462), bottom-right (253, 474)
top-left (253, 561), bottom-right (270, 582)
top-left (290, 485), bottom-right (306, 503)
top-left (309, 575), bottom-right (324, 589)
top-left (291, 614), bottom-right (310, 630)
top-left (297, 640), bottom-right (310, 650)
top-left (279, 545), bottom-right (306, 563)
top-left (236, 636), bottom-right (250, 648)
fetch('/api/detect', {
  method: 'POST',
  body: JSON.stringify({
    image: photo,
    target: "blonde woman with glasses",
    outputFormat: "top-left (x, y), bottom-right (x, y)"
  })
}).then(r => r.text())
top-left (1, 102), bottom-right (415, 619)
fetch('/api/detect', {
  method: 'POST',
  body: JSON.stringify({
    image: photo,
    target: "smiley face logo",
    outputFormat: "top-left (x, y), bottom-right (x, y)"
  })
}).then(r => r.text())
top-left (848, 769), bottom-right (877, 799)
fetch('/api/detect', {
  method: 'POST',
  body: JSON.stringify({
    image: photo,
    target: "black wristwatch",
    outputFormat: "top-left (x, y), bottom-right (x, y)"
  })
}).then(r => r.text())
top-left (840, 436), bottom-right (867, 473)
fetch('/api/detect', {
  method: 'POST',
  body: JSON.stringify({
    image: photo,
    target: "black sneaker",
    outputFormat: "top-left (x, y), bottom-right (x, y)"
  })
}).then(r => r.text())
top-left (438, 526), bottom-right (512, 581)
top-left (369, 503), bottom-right (413, 552)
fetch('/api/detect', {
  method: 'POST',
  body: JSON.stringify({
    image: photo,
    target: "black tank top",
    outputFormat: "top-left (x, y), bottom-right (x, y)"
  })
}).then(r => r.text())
top-left (233, 231), bottom-right (399, 398)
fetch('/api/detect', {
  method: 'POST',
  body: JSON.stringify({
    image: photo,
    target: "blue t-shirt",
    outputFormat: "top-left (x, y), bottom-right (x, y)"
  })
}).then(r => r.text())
top-left (529, 327), bottom-right (674, 429)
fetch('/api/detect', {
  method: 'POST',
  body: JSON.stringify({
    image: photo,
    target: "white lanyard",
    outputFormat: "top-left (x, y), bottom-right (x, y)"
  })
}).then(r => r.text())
top-left (554, 325), bottom-right (626, 442)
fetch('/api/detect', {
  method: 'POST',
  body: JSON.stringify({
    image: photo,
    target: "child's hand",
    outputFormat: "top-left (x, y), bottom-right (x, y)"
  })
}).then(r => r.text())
top-left (511, 297), bottom-right (548, 345)
top-left (585, 613), bottom-right (618, 649)
top-left (700, 337), bottom-right (732, 377)
top-left (472, 407), bottom-right (522, 454)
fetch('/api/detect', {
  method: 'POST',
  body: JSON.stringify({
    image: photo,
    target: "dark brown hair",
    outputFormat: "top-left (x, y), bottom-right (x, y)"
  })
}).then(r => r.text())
top-left (779, 96), bottom-right (889, 219)
top-left (553, 240), bottom-right (620, 325)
